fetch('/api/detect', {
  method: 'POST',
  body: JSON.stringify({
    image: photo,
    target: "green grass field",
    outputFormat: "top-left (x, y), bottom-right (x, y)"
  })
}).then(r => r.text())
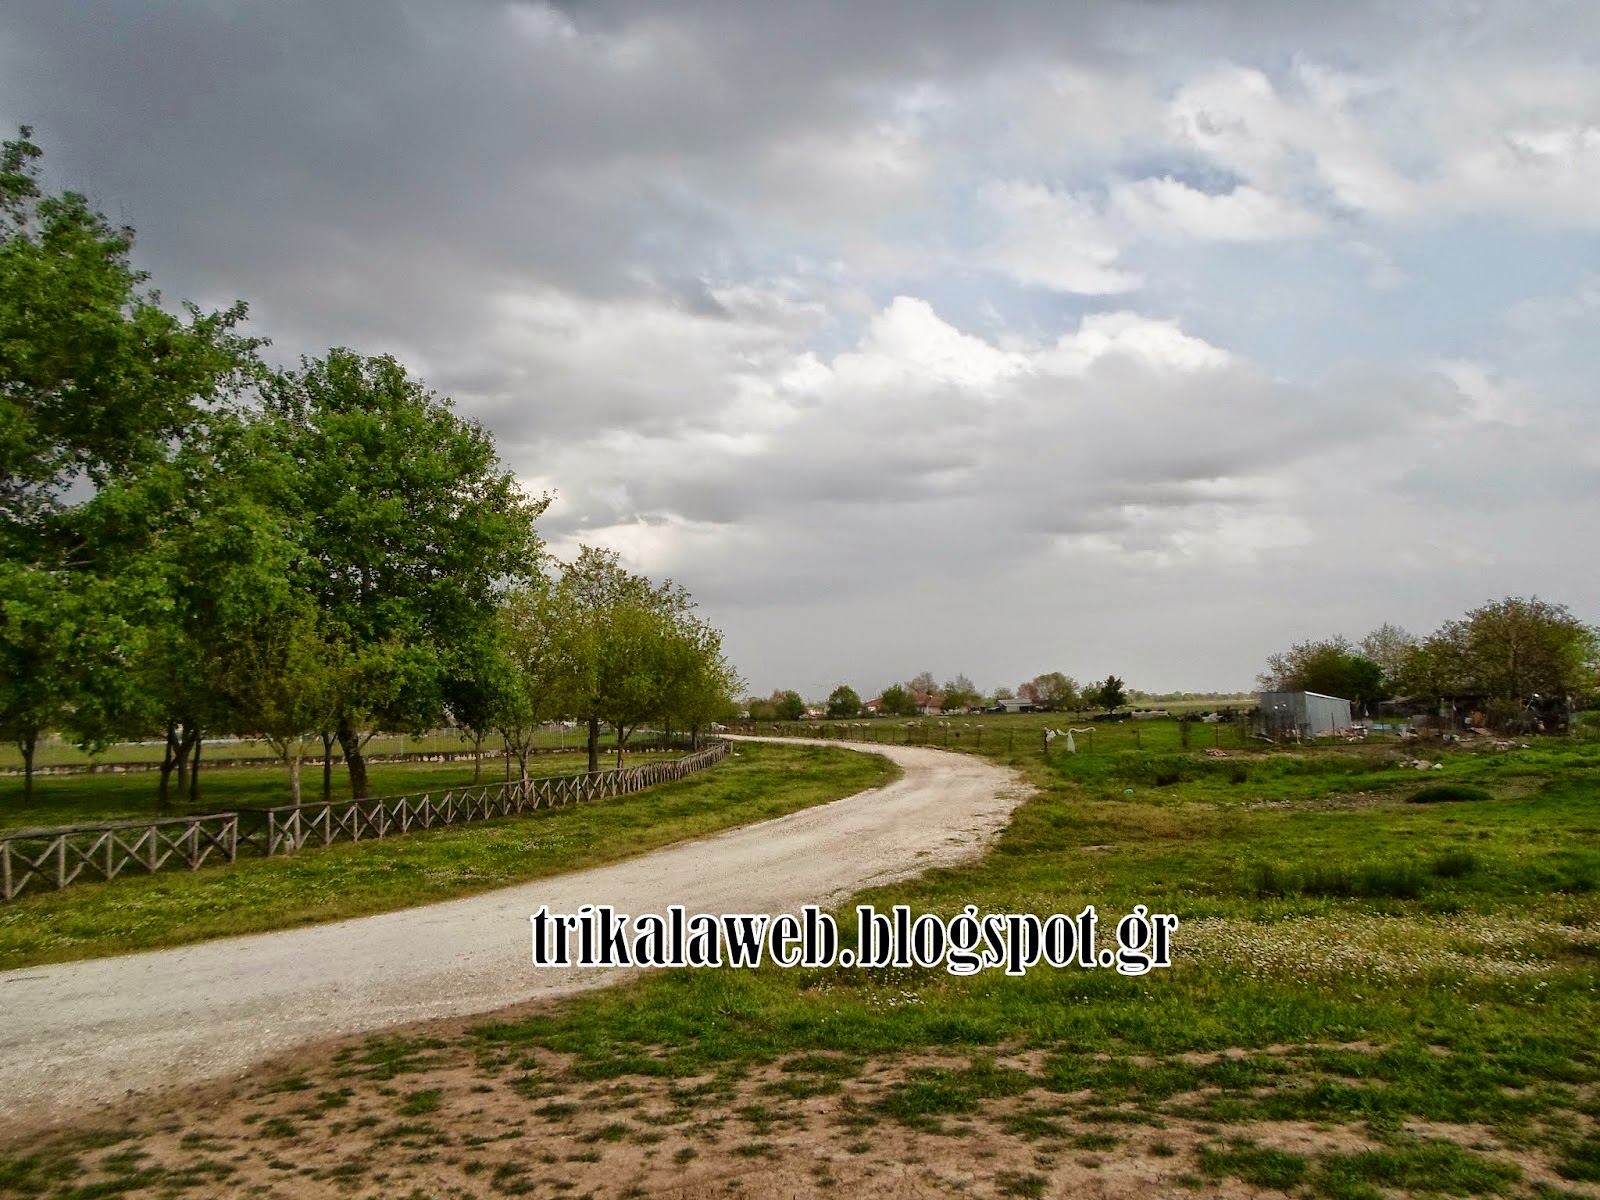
top-left (0, 750), bottom-right (689, 832)
top-left (432, 720), bottom-right (1599, 1193)
top-left (6, 717), bottom-right (1599, 1197)
top-left (0, 742), bottom-right (899, 969)
top-left (0, 725), bottom-right (627, 771)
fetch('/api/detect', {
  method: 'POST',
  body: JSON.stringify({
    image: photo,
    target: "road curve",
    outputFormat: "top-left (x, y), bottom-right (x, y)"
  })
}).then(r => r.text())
top-left (0, 739), bottom-right (1026, 1127)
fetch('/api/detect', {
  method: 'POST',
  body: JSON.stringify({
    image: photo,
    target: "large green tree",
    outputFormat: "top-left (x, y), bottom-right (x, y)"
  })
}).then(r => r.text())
top-left (1396, 597), bottom-right (1597, 719)
top-left (254, 349), bottom-right (548, 797)
top-left (1258, 637), bottom-right (1388, 713)
top-left (1, 127), bottom-right (261, 805)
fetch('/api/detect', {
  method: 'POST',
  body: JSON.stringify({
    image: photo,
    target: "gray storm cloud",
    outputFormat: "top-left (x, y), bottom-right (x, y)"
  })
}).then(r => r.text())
top-left (3, 0), bottom-right (1597, 693)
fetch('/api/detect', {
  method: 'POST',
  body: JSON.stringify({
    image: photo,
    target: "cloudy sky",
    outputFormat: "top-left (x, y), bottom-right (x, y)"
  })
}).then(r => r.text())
top-left (4, 1), bottom-right (1597, 698)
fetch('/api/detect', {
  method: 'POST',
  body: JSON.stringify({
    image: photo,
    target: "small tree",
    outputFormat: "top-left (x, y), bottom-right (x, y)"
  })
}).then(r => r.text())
top-left (879, 684), bottom-right (917, 717)
top-left (495, 581), bottom-right (573, 782)
top-left (207, 603), bottom-right (343, 805)
top-left (1028, 672), bottom-right (1079, 712)
top-left (940, 675), bottom-right (981, 712)
top-left (1096, 675), bottom-right (1128, 712)
top-left (826, 685), bottom-right (861, 719)
top-left (774, 690), bottom-right (807, 721)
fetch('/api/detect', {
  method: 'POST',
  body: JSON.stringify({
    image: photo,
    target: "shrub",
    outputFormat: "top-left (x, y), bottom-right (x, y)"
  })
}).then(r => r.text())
top-left (1407, 784), bottom-right (1494, 805)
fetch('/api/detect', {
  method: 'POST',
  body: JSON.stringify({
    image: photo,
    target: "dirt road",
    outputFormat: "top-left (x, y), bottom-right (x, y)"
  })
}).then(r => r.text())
top-left (0, 739), bottom-right (1025, 1126)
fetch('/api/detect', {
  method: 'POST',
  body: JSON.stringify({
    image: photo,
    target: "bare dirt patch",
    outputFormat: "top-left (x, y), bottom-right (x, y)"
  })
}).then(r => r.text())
top-left (5, 1017), bottom-right (1593, 1200)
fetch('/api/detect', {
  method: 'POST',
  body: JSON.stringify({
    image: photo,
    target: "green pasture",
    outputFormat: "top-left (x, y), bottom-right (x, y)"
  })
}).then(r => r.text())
top-left (0, 725), bottom-right (618, 771)
top-left (0, 750), bottom-right (684, 832)
top-left (0, 743), bottom-right (898, 969)
top-left (451, 719), bottom-right (1600, 1190)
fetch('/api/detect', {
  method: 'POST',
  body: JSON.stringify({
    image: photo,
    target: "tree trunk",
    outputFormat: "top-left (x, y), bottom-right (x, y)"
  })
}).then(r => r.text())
top-left (288, 746), bottom-right (303, 806)
top-left (321, 730), bottom-right (335, 800)
top-left (189, 733), bottom-right (202, 806)
top-left (337, 715), bottom-right (369, 800)
top-left (175, 726), bottom-right (191, 795)
top-left (158, 722), bottom-right (178, 812)
top-left (19, 730), bottom-right (36, 805)
top-left (587, 716), bottom-right (600, 773)
top-left (471, 730), bottom-right (484, 784)
top-left (615, 724), bottom-right (629, 769)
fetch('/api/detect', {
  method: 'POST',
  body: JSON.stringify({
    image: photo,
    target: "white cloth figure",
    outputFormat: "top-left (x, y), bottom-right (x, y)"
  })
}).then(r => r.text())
top-left (1064, 731), bottom-right (1075, 753)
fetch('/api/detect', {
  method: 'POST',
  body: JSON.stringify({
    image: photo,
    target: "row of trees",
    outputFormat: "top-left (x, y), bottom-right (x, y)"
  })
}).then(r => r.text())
top-left (751, 672), bottom-right (1133, 720)
top-left (0, 128), bottom-right (739, 807)
top-left (1258, 599), bottom-right (1598, 723)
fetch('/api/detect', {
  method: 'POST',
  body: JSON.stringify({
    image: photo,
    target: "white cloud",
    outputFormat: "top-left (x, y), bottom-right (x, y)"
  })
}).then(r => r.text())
top-left (1111, 176), bottom-right (1323, 241)
top-left (976, 179), bottom-right (1140, 293)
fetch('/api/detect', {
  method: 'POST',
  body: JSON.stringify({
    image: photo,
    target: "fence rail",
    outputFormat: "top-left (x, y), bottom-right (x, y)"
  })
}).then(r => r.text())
top-left (1, 741), bottom-right (728, 902)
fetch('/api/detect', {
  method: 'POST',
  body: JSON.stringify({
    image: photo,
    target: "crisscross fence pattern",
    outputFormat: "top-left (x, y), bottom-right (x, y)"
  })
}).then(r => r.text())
top-left (1, 740), bottom-right (729, 902)
top-left (0, 813), bottom-right (240, 901)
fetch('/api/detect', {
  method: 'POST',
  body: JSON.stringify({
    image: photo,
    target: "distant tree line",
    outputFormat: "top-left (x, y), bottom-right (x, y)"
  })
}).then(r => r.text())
top-left (1258, 601), bottom-right (1598, 724)
top-left (0, 129), bottom-right (739, 807)
top-left (753, 671), bottom-right (1135, 720)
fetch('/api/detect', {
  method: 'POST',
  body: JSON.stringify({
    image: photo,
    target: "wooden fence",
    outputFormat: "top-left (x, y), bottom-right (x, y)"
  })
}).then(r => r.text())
top-left (0, 813), bottom-right (241, 901)
top-left (0, 741), bottom-right (728, 902)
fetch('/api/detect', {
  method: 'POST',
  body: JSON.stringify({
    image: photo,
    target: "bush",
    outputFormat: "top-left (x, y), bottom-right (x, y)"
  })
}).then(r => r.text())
top-left (1407, 784), bottom-right (1494, 805)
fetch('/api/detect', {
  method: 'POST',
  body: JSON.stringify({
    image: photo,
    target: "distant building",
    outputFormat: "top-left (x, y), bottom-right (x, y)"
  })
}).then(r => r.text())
top-left (989, 699), bottom-right (1040, 714)
top-left (1257, 691), bottom-right (1353, 737)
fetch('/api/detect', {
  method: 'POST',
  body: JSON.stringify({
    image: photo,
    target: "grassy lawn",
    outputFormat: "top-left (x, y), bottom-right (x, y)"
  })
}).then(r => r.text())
top-left (0, 725), bottom-right (633, 771)
top-left (0, 751), bottom-right (685, 832)
top-left (6, 722), bottom-right (1599, 1198)
top-left (476, 729), bottom-right (1600, 1064)
top-left (425, 724), bottom-right (1597, 1194)
top-left (0, 742), bottom-right (898, 969)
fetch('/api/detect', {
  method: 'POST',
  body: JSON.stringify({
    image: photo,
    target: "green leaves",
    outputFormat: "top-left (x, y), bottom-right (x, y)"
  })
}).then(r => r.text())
top-left (254, 348), bottom-right (551, 765)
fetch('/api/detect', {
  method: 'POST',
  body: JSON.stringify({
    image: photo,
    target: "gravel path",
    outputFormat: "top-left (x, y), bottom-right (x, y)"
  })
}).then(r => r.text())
top-left (0, 739), bottom-right (1026, 1126)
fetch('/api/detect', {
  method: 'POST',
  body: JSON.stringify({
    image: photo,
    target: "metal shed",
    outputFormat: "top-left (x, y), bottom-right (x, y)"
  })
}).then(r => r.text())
top-left (1257, 691), bottom-right (1353, 737)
